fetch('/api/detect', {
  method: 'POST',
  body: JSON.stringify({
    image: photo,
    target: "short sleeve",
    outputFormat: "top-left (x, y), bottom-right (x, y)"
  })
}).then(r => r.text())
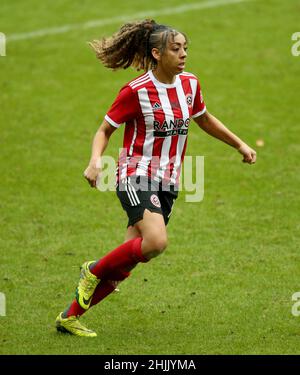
top-left (192, 79), bottom-right (206, 118)
top-left (105, 86), bottom-right (140, 128)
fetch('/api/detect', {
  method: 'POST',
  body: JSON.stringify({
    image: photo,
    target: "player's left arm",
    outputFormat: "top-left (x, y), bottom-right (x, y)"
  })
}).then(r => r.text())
top-left (194, 111), bottom-right (257, 164)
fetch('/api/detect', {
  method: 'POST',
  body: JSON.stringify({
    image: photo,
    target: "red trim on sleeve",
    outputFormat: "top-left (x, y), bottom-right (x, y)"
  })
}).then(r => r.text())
top-left (106, 85), bottom-right (140, 126)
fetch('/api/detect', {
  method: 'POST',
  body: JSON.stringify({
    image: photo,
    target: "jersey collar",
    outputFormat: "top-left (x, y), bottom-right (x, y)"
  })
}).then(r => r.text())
top-left (149, 70), bottom-right (180, 89)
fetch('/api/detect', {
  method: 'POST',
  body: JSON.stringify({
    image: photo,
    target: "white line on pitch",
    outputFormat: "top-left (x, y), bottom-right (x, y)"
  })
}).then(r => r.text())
top-left (7, 0), bottom-right (253, 42)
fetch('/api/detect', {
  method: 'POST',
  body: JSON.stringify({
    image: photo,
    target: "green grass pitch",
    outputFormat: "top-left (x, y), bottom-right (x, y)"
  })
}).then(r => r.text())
top-left (0, 0), bottom-right (300, 354)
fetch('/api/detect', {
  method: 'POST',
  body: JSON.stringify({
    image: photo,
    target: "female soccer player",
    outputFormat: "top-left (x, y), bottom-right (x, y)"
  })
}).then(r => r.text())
top-left (55, 19), bottom-right (256, 337)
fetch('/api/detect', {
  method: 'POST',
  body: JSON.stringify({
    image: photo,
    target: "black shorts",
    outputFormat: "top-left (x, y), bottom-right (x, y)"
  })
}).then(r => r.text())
top-left (116, 176), bottom-right (178, 227)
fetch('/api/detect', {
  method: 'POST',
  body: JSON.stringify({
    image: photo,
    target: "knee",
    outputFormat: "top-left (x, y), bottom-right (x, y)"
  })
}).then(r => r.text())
top-left (142, 237), bottom-right (168, 259)
top-left (152, 238), bottom-right (168, 255)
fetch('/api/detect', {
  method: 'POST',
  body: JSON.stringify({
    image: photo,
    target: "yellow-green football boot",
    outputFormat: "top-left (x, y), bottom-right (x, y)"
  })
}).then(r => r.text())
top-left (75, 261), bottom-right (100, 309)
top-left (55, 312), bottom-right (97, 337)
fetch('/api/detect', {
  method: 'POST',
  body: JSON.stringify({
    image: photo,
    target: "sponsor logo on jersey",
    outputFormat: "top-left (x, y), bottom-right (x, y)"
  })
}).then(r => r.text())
top-left (153, 118), bottom-right (190, 137)
top-left (150, 194), bottom-right (161, 208)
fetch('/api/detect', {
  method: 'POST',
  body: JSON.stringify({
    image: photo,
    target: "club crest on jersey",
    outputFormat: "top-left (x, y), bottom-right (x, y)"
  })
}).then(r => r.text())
top-left (186, 94), bottom-right (193, 108)
top-left (150, 194), bottom-right (161, 208)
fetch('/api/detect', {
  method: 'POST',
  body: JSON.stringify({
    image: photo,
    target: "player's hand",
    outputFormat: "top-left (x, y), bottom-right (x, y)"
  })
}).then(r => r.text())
top-left (237, 143), bottom-right (257, 164)
top-left (83, 164), bottom-right (101, 188)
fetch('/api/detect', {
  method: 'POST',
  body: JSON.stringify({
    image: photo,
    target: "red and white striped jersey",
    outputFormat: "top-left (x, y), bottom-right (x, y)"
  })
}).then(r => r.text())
top-left (105, 70), bottom-right (206, 186)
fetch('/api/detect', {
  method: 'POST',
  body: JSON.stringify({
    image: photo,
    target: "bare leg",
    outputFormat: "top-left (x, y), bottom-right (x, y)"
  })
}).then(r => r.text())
top-left (134, 209), bottom-right (168, 260)
top-left (124, 225), bottom-right (142, 242)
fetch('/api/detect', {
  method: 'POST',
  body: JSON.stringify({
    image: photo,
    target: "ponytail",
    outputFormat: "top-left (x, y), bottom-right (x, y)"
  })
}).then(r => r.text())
top-left (89, 19), bottom-right (185, 71)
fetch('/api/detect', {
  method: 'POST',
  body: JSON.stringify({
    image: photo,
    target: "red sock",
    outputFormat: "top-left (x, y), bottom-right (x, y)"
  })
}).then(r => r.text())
top-left (65, 281), bottom-right (121, 318)
top-left (89, 280), bottom-right (116, 308)
top-left (65, 299), bottom-right (85, 318)
top-left (90, 270), bottom-right (130, 307)
top-left (65, 271), bottom-right (130, 318)
top-left (90, 237), bottom-right (147, 279)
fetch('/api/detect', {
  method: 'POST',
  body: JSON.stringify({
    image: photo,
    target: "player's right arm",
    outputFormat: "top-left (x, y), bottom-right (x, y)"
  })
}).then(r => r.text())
top-left (84, 119), bottom-right (117, 188)
top-left (84, 85), bottom-right (139, 188)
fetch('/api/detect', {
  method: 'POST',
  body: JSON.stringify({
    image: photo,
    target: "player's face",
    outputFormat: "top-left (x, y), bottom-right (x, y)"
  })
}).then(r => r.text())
top-left (161, 33), bottom-right (188, 75)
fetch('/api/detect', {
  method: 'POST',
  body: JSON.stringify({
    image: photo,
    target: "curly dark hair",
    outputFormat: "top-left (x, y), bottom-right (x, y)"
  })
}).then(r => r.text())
top-left (89, 19), bottom-right (187, 71)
